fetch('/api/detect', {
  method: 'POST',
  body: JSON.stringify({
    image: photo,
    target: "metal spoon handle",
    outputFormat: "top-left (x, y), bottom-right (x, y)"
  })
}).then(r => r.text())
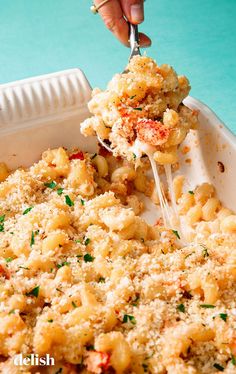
top-left (129, 23), bottom-right (141, 60)
top-left (98, 23), bottom-right (142, 150)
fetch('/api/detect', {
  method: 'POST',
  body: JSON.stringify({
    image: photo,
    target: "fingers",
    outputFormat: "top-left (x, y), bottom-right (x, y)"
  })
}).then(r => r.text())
top-left (94, 0), bottom-right (151, 47)
top-left (120, 0), bottom-right (144, 24)
top-left (139, 32), bottom-right (152, 48)
top-left (94, 0), bottom-right (130, 46)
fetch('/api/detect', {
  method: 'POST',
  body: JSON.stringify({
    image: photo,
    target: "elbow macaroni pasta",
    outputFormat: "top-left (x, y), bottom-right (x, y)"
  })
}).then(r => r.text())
top-left (0, 145), bottom-right (235, 374)
top-left (81, 55), bottom-right (198, 163)
top-left (0, 55), bottom-right (234, 374)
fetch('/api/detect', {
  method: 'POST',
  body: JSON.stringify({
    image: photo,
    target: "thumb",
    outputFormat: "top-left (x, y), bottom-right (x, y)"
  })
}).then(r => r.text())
top-left (121, 0), bottom-right (144, 24)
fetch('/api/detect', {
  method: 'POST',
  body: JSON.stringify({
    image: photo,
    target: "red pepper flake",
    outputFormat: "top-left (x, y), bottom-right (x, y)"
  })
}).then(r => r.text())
top-left (0, 264), bottom-right (10, 279)
top-left (98, 352), bottom-right (110, 370)
top-left (69, 151), bottom-right (84, 161)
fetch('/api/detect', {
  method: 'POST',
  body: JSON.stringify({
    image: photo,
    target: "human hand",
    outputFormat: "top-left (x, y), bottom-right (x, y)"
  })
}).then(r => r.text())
top-left (93, 0), bottom-right (151, 47)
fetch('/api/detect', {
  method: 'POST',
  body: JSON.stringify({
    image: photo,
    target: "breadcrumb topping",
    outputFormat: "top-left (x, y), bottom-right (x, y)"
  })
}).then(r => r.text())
top-left (0, 147), bottom-right (236, 373)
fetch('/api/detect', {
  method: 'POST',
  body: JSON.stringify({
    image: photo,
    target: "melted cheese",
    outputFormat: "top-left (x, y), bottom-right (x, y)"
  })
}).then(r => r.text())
top-left (131, 140), bottom-right (186, 239)
top-left (148, 153), bottom-right (172, 228)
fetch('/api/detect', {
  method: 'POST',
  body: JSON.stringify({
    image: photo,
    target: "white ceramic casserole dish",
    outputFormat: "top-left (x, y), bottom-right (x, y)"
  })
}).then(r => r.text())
top-left (0, 68), bottom-right (235, 219)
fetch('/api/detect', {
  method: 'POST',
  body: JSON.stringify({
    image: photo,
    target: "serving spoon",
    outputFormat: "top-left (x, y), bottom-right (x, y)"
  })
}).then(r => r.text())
top-left (98, 23), bottom-right (141, 151)
top-left (96, 25), bottom-right (180, 232)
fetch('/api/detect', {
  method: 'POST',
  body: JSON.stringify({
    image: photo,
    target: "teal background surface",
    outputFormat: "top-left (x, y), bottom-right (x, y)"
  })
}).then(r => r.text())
top-left (0, 0), bottom-right (235, 133)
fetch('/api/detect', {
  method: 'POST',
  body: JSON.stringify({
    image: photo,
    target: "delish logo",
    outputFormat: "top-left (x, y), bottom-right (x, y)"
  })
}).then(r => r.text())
top-left (14, 354), bottom-right (55, 366)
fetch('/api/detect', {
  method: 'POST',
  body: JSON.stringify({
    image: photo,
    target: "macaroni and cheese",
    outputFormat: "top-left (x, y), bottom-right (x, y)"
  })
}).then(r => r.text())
top-left (0, 148), bottom-right (236, 374)
top-left (81, 55), bottom-right (198, 164)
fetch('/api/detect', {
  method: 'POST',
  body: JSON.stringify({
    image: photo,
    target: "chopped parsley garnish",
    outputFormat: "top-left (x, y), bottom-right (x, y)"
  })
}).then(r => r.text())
top-left (80, 199), bottom-right (85, 206)
top-left (84, 253), bottom-right (94, 263)
top-left (65, 195), bottom-right (74, 207)
top-left (48, 319), bottom-right (53, 323)
top-left (26, 286), bottom-right (40, 298)
top-left (0, 215), bottom-right (5, 232)
top-left (213, 363), bottom-right (224, 371)
top-left (172, 230), bottom-right (180, 239)
top-left (5, 257), bottom-right (13, 263)
top-left (231, 354), bottom-right (236, 366)
top-left (84, 237), bottom-right (90, 246)
top-left (188, 190), bottom-right (194, 195)
top-left (57, 188), bottom-right (64, 195)
top-left (98, 277), bottom-right (105, 283)
top-left (72, 301), bottom-right (77, 308)
top-left (202, 247), bottom-right (209, 258)
top-left (91, 153), bottom-right (97, 159)
top-left (75, 239), bottom-right (82, 244)
top-left (219, 313), bottom-right (227, 322)
top-left (133, 153), bottom-right (137, 160)
top-left (133, 107), bottom-right (142, 111)
top-left (185, 252), bottom-right (194, 259)
top-left (177, 304), bottom-right (185, 313)
top-left (122, 314), bottom-right (136, 325)
top-left (30, 231), bottom-right (35, 247)
top-left (130, 95), bottom-right (136, 99)
top-left (200, 304), bottom-right (215, 309)
top-left (0, 215), bottom-right (5, 222)
top-left (8, 309), bottom-right (15, 314)
top-left (44, 181), bottom-right (57, 189)
top-left (56, 261), bottom-right (70, 269)
top-left (18, 266), bottom-right (30, 270)
top-left (23, 206), bottom-right (33, 215)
